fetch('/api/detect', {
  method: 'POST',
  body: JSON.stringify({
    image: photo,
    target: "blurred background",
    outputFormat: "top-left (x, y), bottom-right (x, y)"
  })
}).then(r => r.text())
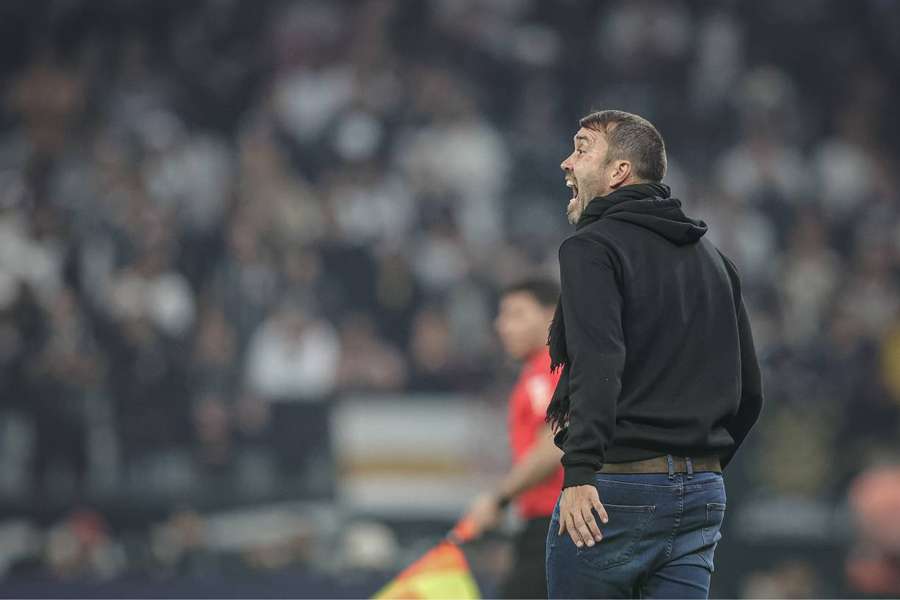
top-left (0, 0), bottom-right (899, 597)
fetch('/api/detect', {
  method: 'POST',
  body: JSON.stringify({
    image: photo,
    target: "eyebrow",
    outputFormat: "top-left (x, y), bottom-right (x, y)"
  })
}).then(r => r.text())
top-left (574, 135), bottom-right (590, 145)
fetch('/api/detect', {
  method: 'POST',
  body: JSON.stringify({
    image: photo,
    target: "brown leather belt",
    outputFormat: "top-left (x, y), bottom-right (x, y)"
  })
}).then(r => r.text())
top-left (598, 455), bottom-right (722, 474)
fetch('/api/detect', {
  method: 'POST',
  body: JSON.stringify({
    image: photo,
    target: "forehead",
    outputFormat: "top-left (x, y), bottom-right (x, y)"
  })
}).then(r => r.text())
top-left (573, 127), bottom-right (603, 146)
top-left (500, 291), bottom-right (542, 310)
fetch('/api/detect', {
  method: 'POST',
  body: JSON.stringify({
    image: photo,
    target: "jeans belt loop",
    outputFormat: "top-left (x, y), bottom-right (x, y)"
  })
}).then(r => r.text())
top-left (666, 454), bottom-right (675, 480)
top-left (686, 456), bottom-right (694, 479)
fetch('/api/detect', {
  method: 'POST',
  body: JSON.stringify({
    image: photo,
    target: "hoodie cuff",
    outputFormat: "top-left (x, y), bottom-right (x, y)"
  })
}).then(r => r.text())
top-left (562, 464), bottom-right (598, 489)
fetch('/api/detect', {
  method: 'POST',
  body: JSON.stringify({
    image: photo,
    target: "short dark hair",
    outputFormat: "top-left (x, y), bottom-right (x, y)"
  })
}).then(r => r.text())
top-left (502, 278), bottom-right (559, 308)
top-left (579, 110), bottom-right (667, 182)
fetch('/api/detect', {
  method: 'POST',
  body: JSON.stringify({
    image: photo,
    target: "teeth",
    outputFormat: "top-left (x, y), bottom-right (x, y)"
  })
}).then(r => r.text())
top-left (566, 181), bottom-right (574, 188)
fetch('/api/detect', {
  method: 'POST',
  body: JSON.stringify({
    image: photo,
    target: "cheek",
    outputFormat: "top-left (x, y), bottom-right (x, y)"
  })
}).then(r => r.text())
top-left (508, 325), bottom-right (531, 346)
top-left (575, 157), bottom-right (594, 177)
top-left (574, 168), bottom-right (594, 190)
top-left (582, 160), bottom-right (607, 186)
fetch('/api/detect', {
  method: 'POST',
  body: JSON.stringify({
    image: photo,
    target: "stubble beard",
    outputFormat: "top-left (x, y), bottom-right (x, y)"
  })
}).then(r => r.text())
top-left (566, 194), bottom-right (584, 225)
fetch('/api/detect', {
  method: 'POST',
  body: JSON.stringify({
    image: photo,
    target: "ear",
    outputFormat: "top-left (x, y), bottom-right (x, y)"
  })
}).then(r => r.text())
top-left (608, 160), bottom-right (633, 189)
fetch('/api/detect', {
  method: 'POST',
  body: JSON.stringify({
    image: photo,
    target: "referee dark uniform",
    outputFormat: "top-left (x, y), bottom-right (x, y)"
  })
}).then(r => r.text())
top-left (544, 110), bottom-right (763, 599)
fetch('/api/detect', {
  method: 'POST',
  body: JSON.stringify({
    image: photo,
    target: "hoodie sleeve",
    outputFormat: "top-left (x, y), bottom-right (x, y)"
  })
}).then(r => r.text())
top-left (718, 251), bottom-right (764, 468)
top-left (557, 236), bottom-right (626, 488)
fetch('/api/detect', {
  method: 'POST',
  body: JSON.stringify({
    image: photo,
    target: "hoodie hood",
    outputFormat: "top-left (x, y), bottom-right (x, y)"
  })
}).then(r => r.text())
top-left (576, 182), bottom-right (707, 246)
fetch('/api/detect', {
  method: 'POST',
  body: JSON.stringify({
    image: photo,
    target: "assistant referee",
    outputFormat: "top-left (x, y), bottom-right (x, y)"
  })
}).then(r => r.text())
top-left (462, 278), bottom-right (564, 598)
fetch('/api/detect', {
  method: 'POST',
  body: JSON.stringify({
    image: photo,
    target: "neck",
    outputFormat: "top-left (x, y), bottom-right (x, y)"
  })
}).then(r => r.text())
top-left (575, 181), bottom-right (671, 230)
top-left (608, 178), bottom-right (646, 193)
top-left (596, 181), bottom-right (670, 203)
top-left (524, 345), bottom-right (545, 361)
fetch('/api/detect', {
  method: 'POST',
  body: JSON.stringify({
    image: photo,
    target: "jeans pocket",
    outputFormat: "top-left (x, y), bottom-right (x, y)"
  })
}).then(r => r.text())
top-left (701, 502), bottom-right (726, 546)
top-left (575, 504), bottom-right (656, 570)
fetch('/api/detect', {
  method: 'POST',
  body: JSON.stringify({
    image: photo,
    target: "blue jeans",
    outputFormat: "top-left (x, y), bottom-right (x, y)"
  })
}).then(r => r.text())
top-left (546, 470), bottom-right (726, 598)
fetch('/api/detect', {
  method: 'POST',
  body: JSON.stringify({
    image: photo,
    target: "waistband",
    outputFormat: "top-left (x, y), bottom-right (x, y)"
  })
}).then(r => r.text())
top-left (598, 454), bottom-right (721, 475)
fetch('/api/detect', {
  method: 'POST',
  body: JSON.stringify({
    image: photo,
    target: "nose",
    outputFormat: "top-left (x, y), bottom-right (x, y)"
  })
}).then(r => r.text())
top-left (560, 154), bottom-right (573, 172)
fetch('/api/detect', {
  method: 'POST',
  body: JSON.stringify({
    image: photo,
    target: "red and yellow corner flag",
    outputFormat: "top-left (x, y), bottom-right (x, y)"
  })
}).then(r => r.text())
top-left (373, 518), bottom-right (481, 599)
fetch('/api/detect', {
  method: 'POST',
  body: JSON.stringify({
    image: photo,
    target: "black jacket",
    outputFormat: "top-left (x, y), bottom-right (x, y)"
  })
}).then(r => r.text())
top-left (551, 183), bottom-right (763, 488)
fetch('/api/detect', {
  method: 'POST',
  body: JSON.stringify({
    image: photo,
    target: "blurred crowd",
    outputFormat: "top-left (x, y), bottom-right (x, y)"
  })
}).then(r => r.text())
top-left (1, 0), bottom-right (899, 595)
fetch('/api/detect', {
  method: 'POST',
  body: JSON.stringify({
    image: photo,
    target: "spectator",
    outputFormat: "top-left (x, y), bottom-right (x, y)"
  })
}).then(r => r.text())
top-left (335, 312), bottom-right (407, 393)
top-left (244, 301), bottom-right (340, 402)
top-left (27, 288), bottom-right (103, 495)
top-left (190, 303), bottom-right (238, 395)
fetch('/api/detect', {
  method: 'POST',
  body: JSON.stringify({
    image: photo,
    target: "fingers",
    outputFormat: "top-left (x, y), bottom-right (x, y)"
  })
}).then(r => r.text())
top-left (574, 510), bottom-right (596, 547)
top-left (581, 505), bottom-right (603, 543)
top-left (558, 487), bottom-right (610, 548)
top-left (564, 512), bottom-right (577, 545)
top-left (592, 497), bottom-right (608, 524)
top-left (565, 510), bottom-right (594, 548)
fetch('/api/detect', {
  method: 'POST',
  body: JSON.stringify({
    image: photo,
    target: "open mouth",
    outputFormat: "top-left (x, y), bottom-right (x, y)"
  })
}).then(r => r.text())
top-left (566, 178), bottom-right (578, 199)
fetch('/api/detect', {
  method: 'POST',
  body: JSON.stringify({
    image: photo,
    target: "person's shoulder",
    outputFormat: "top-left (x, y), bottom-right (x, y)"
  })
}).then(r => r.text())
top-left (524, 349), bottom-right (553, 374)
top-left (559, 224), bottom-right (614, 248)
top-left (558, 227), bottom-right (620, 262)
top-left (708, 243), bottom-right (742, 291)
top-left (711, 244), bottom-right (738, 272)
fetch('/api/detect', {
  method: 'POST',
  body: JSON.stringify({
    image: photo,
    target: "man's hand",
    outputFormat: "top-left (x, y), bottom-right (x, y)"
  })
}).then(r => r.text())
top-left (462, 493), bottom-right (504, 539)
top-left (558, 484), bottom-right (608, 548)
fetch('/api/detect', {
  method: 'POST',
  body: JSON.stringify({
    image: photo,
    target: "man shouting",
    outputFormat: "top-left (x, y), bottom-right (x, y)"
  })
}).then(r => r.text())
top-left (545, 110), bottom-right (763, 599)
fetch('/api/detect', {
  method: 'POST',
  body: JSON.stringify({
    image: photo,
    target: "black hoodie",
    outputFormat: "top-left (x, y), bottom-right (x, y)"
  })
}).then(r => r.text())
top-left (549, 183), bottom-right (763, 488)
